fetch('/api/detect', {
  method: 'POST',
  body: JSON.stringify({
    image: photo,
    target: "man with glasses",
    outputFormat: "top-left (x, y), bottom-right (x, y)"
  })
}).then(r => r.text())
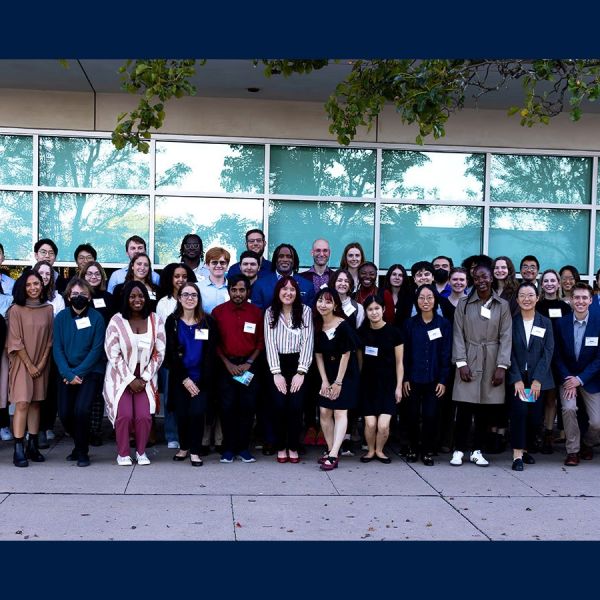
top-left (197, 247), bottom-right (231, 315)
top-left (179, 233), bottom-right (209, 280)
top-left (228, 229), bottom-right (272, 278)
top-left (34, 238), bottom-right (67, 293)
top-left (107, 235), bottom-right (160, 293)
top-left (519, 255), bottom-right (540, 284)
top-left (299, 239), bottom-right (333, 292)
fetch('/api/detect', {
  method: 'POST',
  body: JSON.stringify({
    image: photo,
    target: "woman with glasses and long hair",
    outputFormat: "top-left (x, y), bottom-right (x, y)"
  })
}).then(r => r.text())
top-left (80, 261), bottom-right (114, 326)
top-left (559, 265), bottom-right (580, 306)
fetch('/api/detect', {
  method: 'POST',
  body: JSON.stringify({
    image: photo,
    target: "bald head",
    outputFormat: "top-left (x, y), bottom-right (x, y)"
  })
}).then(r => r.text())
top-left (311, 239), bottom-right (331, 268)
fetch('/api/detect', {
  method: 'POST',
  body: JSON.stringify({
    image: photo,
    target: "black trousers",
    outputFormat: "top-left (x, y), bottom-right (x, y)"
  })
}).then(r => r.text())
top-left (57, 372), bottom-right (103, 457)
top-left (173, 383), bottom-right (207, 454)
top-left (454, 402), bottom-right (492, 452)
top-left (406, 382), bottom-right (439, 455)
top-left (40, 359), bottom-right (58, 431)
top-left (510, 388), bottom-right (545, 450)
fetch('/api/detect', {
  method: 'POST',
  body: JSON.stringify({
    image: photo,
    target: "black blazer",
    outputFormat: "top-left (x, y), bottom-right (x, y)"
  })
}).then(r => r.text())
top-left (508, 312), bottom-right (555, 389)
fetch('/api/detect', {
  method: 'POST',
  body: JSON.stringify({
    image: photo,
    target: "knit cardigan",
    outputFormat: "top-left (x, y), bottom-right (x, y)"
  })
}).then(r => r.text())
top-left (102, 312), bottom-right (166, 425)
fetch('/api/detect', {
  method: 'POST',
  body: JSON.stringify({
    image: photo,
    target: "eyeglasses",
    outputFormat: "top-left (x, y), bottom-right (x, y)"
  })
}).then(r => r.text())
top-left (247, 237), bottom-right (264, 244)
top-left (561, 276), bottom-right (575, 282)
top-left (518, 294), bottom-right (536, 300)
top-left (209, 260), bottom-right (228, 266)
top-left (184, 243), bottom-right (200, 249)
top-left (37, 249), bottom-right (56, 258)
top-left (180, 292), bottom-right (198, 299)
top-left (86, 272), bottom-right (101, 279)
top-left (521, 266), bottom-right (538, 272)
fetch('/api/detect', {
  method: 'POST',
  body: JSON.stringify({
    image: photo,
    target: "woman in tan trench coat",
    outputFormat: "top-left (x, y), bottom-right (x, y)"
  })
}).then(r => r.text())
top-left (450, 262), bottom-right (512, 467)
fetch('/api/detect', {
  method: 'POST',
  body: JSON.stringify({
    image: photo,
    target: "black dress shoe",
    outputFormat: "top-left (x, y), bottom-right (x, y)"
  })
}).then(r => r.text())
top-left (360, 454), bottom-right (375, 463)
top-left (262, 444), bottom-right (275, 456)
top-left (512, 458), bottom-right (524, 471)
top-left (376, 455), bottom-right (392, 464)
top-left (77, 455), bottom-right (90, 467)
top-left (66, 450), bottom-right (78, 461)
top-left (406, 451), bottom-right (418, 463)
top-left (522, 452), bottom-right (536, 464)
top-left (422, 454), bottom-right (434, 466)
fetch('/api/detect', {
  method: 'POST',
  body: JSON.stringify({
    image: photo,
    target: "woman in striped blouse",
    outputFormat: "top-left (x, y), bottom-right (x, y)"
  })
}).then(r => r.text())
top-left (264, 276), bottom-right (314, 464)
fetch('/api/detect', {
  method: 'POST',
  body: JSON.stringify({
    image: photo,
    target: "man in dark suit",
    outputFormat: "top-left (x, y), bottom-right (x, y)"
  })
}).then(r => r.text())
top-left (553, 282), bottom-right (600, 466)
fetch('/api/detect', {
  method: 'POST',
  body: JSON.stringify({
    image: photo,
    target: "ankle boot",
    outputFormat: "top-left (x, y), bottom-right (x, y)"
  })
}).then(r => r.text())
top-left (26, 434), bottom-right (46, 462)
top-left (13, 437), bottom-right (29, 467)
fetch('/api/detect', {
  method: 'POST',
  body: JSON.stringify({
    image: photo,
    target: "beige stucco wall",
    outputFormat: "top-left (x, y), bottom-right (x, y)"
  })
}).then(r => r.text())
top-left (1, 87), bottom-right (600, 151)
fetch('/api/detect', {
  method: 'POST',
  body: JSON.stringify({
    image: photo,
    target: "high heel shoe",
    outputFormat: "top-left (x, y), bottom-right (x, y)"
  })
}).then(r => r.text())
top-left (277, 451), bottom-right (289, 463)
top-left (173, 451), bottom-right (189, 461)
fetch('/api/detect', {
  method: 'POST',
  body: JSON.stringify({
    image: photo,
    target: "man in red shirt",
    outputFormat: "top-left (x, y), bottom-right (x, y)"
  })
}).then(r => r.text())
top-left (212, 274), bottom-right (265, 463)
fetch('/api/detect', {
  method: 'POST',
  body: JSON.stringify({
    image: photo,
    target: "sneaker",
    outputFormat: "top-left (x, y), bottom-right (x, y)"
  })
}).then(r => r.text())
top-left (0, 427), bottom-right (13, 441)
top-left (220, 451), bottom-right (235, 463)
top-left (116, 455), bottom-right (133, 466)
top-left (340, 439), bottom-right (355, 457)
top-left (450, 450), bottom-right (464, 466)
top-left (238, 450), bottom-right (257, 463)
top-left (136, 452), bottom-right (151, 465)
top-left (46, 429), bottom-right (55, 441)
top-left (469, 450), bottom-right (489, 467)
top-left (167, 441), bottom-right (180, 449)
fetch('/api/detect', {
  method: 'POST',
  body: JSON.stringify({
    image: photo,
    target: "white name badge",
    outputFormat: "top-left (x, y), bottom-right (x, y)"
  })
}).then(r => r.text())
top-left (325, 328), bottom-right (336, 341)
top-left (585, 337), bottom-right (599, 347)
top-left (195, 328), bottom-right (209, 340)
top-left (320, 283), bottom-right (328, 289)
top-left (75, 317), bottom-right (91, 330)
top-left (93, 298), bottom-right (106, 309)
top-left (343, 303), bottom-right (356, 316)
top-left (138, 339), bottom-right (151, 350)
top-left (427, 328), bottom-right (442, 341)
top-left (365, 346), bottom-right (378, 356)
top-left (148, 291), bottom-right (156, 300)
top-left (548, 308), bottom-right (563, 318)
top-left (243, 322), bottom-right (256, 334)
top-left (480, 307), bottom-right (491, 320)
top-left (531, 326), bottom-right (546, 338)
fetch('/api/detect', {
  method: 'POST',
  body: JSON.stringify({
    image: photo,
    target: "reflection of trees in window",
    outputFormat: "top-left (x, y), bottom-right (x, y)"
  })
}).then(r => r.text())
top-left (218, 145), bottom-right (265, 193)
top-left (0, 192), bottom-right (33, 258)
top-left (269, 146), bottom-right (376, 197)
top-left (0, 136), bottom-right (33, 185)
top-left (490, 155), bottom-right (591, 204)
top-left (269, 201), bottom-right (374, 266)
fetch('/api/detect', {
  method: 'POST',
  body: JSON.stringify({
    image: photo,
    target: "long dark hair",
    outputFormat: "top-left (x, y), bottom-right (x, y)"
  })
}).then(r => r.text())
top-left (173, 282), bottom-right (206, 324)
top-left (313, 287), bottom-right (346, 333)
top-left (492, 255), bottom-right (518, 297)
top-left (125, 252), bottom-right (155, 289)
top-left (12, 271), bottom-right (48, 306)
top-left (339, 242), bottom-right (365, 270)
top-left (270, 244), bottom-right (300, 274)
top-left (269, 275), bottom-right (304, 329)
top-left (120, 281), bottom-right (152, 320)
top-left (414, 283), bottom-right (439, 314)
top-left (158, 262), bottom-right (197, 300)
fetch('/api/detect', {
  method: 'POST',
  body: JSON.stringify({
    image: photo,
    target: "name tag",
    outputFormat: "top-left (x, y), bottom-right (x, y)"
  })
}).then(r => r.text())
top-left (148, 291), bottom-right (156, 300)
top-left (243, 322), bottom-right (256, 334)
top-left (325, 328), bottom-right (336, 341)
top-left (75, 317), bottom-right (91, 330)
top-left (427, 328), bottom-right (442, 341)
top-left (365, 346), bottom-right (378, 357)
top-left (343, 303), bottom-right (356, 316)
top-left (548, 308), bottom-right (562, 318)
top-left (195, 328), bottom-right (209, 340)
top-left (138, 339), bottom-right (151, 350)
top-left (531, 326), bottom-right (546, 338)
top-left (585, 337), bottom-right (599, 347)
top-left (93, 298), bottom-right (106, 309)
top-left (320, 283), bottom-right (328, 289)
top-left (480, 307), bottom-right (491, 320)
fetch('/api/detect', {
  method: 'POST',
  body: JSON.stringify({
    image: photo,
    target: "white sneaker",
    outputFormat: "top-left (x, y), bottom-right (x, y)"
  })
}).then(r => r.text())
top-left (167, 441), bottom-right (180, 449)
top-left (116, 455), bottom-right (133, 466)
top-left (469, 450), bottom-right (489, 467)
top-left (136, 452), bottom-right (151, 465)
top-left (450, 450), bottom-right (464, 466)
top-left (46, 430), bottom-right (55, 440)
top-left (0, 427), bottom-right (13, 441)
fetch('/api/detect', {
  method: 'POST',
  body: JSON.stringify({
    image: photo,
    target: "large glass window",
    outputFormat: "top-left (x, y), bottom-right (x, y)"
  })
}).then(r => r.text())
top-left (269, 200), bottom-right (374, 267)
top-left (489, 207), bottom-right (590, 273)
top-left (0, 135), bottom-right (33, 185)
top-left (490, 154), bottom-right (592, 204)
top-left (382, 151), bottom-right (484, 201)
top-left (380, 205), bottom-right (482, 270)
top-left (39, 137), bottom-right (149, 189)
top-left (38, 193), bottom-right (150, 263)
top-left (0, 191), bottom-right (33, 258)
top-left (270, 146), bottom-right (375, 197)
top-left (154, 196), bottom-right (263, 265)
top-left (156, 142), bottom-right (264, 193)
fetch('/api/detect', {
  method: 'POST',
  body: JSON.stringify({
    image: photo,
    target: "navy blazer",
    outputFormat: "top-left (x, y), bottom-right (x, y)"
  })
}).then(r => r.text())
top-left (250, 272), bottom-right (316, 311)
top-left (508, 312), bottom-right (554, 389)
top-left (552, 309), bottom-right (600, 393)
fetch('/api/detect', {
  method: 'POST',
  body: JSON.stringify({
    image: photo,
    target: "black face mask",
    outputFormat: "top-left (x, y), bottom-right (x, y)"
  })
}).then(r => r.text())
top-left (433, 268), bottom-right (449, 284)
top-left (71, 295), bottom-right (89, 310)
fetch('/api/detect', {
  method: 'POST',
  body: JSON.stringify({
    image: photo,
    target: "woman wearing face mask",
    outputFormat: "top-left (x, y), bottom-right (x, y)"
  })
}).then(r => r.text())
top-left (80, 261), bottom-right (114, 326)
top-left (559, 265), bottom-right (580, 305)
top-left (112, 253), bottom-right (158, 315)
top-left (313, 288), bottom-right (359, 471)
top-left (356, 262), bottom-right (395, 323)
top-left (53, 279), bottom-right (106, 467)
top-left (383, 263), bottom-right (413, 327)
top-left (6, 272), bottom-right (53, 467)
top-left (339, 242), bottom-right (365, 294)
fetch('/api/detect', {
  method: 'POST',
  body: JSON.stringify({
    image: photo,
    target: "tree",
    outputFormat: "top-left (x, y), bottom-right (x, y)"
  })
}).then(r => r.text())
top-left (111, 59), bottom-right (600, 152)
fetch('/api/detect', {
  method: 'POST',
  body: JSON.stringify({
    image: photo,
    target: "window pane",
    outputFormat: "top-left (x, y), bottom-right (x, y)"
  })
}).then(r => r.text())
top-left (270, 146), bottom-right (375, 197)
top-left (0, 191), bottom-right (33, 259)
top-left (38, 193), bottom-right (149, 263)
top-left (380, 205), bottom-right (482, 270)
top-left (489, 208), bottom-right (589, 273)
top-left (39, 137), bottom-right (149, 189)
top-left (268, 200), bottom-right (374, 268)
top-left (382, 151), bottom-right (484, 201)
top-left (155, 196), bottom-right (263, 265)
top-left (490, 154), bottom-right (591, 204)
top-left (156, 142), bottom-right (264, 193)
top-left (0, 135), bottom-right (33, 185)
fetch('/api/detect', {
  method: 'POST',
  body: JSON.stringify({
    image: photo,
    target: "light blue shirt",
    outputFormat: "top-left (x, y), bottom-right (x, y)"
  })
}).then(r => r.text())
top-left (198, 278), bottom-right (229, 315)
top-left (107, 267), bottom-right (160, 293)
top-left (0, 293), bottom-right (12, 318)
top-left (573, 312), bottom-right (588, 361)
top-left (0, 273), bottom-right (14, 295)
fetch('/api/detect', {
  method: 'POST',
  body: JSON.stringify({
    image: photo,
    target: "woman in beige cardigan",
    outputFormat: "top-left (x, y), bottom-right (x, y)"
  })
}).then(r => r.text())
top-left (450, 262), bottom-right (512, 467)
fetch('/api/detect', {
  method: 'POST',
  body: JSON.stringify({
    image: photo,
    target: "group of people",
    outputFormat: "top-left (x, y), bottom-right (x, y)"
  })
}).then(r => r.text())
top-left (1, 231), bottom-right (599, 473)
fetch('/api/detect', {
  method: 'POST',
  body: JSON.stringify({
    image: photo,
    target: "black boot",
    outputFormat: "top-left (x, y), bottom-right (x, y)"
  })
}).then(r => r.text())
top-left (26, 434), bottom-right (46, 462)
top-left (13, 437), bottom-right (29, 467)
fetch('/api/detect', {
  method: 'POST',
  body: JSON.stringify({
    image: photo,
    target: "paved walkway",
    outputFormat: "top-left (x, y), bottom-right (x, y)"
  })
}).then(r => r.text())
top-left (1, 435), bottom-right (599, 541)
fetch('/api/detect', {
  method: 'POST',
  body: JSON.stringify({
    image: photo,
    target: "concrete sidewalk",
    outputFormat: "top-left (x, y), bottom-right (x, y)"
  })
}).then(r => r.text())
top-left (1, 435), bottom-right (599, 541)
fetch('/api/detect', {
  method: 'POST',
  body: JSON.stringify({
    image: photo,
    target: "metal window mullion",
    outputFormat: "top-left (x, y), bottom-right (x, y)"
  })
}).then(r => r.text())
top-left (263, 144), bottom-right (270, 255)
top-left (149, 138), bottom-right (157, 265)
top-left (32, 134), bottom-right (39, 260)
top-left (482, 152), bottom-right (491, 256)
top-left (373, 147), bottom-right (382, 266)
top-left (588, 156), bottom-right (599, 278)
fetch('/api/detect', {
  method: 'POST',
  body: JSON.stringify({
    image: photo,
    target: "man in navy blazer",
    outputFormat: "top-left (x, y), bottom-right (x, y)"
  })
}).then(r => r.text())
top-left (553, 282), bottom-right (600, 466)
top-left (250, 243), bottom-right (315, 310)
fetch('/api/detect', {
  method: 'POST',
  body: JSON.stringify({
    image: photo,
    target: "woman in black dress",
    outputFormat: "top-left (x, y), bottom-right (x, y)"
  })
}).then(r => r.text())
top-left (313, 288), bottom-right (359, 471)
top-left (358, 295), bottom-right (404, 464)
